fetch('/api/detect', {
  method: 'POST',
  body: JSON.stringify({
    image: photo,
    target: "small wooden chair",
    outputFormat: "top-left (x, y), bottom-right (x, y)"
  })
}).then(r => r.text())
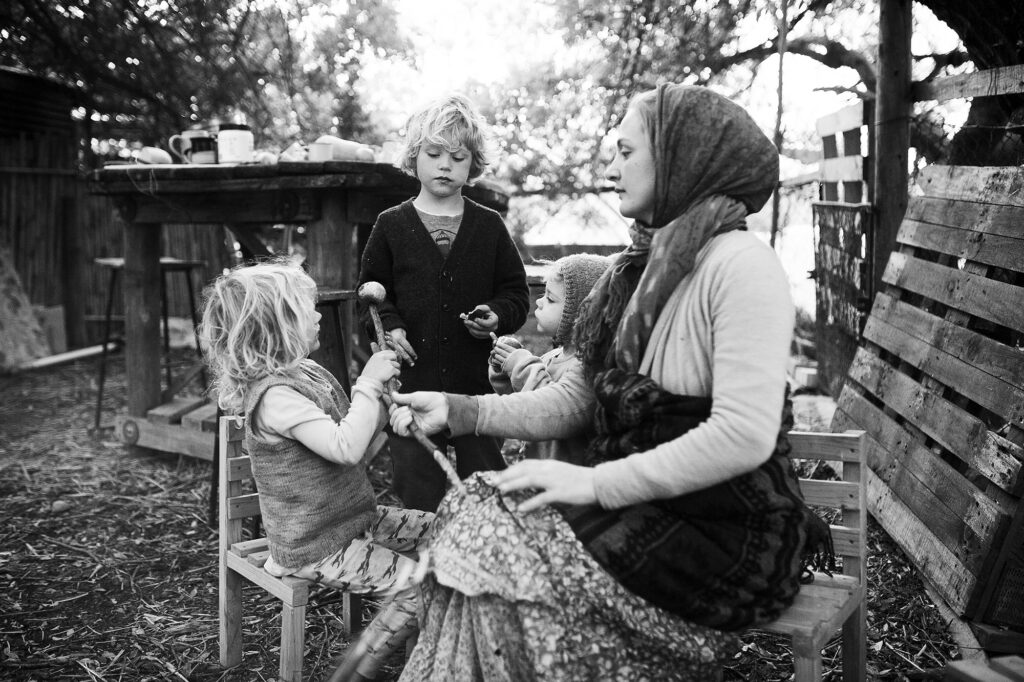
top-left (218, 415), bottom-right (362, 682)
top-left (753, 430), bottom-right (868, 681)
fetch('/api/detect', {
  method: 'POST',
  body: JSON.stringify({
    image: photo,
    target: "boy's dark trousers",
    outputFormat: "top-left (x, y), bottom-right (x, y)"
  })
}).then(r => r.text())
top-left (388, 432), bottom-right (505, 512)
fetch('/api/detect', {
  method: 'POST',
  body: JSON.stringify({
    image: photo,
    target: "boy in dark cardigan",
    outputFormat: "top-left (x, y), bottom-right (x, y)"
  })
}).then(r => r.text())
top-left (357, 94), bottom-right (530, 512)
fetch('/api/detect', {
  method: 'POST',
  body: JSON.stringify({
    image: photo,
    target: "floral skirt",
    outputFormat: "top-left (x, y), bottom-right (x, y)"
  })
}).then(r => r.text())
top-left (399, 473), bottom-right (739, 681)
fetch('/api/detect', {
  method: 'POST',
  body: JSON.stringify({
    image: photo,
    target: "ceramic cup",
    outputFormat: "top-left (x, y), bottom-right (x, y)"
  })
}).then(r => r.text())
top-left (188, 136), bottom-right (217, 164)
top-left (217, 123), bottom-right (254, 164)
top-left (168, 129), bottom-right (213, 163)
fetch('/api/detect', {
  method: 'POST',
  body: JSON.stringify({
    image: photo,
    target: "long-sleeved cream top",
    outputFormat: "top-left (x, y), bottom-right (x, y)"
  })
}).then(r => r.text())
top-left (469, 230), bottom-right (794, 509)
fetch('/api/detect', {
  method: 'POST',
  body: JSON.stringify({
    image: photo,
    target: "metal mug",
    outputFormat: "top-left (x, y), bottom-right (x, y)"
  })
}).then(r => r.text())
top-left (168, 129), bottom-right (212, 163)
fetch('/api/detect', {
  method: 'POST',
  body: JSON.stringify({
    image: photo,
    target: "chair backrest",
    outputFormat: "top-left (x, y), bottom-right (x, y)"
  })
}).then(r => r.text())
top-left (785, 430), bottom-right (867, 582)
top-left (218, 416), bottom-right (260, 555)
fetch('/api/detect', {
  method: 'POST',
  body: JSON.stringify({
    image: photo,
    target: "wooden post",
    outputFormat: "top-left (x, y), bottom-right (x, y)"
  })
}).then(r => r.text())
top-left (306, 191), bottom-right (357, 384)
top-left (123, 221), bottom-right (163, 418)
top-left (60, 195), bottom-right (86, 349)
top-left (872, 0), bottom-right (912, 299)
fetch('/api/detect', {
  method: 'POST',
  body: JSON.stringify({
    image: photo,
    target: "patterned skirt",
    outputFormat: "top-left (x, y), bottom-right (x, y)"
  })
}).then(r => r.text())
top-left (399, 473), bottom-right (739, 682)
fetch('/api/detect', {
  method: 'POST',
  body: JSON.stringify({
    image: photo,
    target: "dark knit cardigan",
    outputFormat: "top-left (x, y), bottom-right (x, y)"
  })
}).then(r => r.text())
top-left (358, 197), bottom-right (530, 395)
top-left (243, 361), bottom-right (377, 570)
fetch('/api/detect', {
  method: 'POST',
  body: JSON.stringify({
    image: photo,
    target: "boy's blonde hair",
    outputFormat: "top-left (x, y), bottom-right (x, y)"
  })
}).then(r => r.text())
top-left (400, 94), bottom-right (491, 180)
top-left (198, 259), bottom-right (320, 413)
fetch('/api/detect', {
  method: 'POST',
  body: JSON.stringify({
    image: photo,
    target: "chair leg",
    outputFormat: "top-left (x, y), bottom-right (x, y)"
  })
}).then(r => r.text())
top-left (791, 635), bottom-right (823, 682)
top-left (93, 268), bottom-right (119, 432)
top-left (160, 270), bottom-right (172, 389)
top-left (219, 566), bottom-right (244, 669)
top-left (184, 269), bottom-right (207, 389)
top-left (342, 592), bottom-right (363, 636)
top-left (842, 601), bottom-right (867, 681)
top-left (280, 602), bottom-right (306, 682)
top-left (793, 654), bottom-right (824, 682)
top-left (207, 406), bottom-right (223, 528)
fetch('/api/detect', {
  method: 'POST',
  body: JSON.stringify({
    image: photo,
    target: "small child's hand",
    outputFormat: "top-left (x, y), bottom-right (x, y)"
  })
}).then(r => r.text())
top-left (361, 349), bottom-right (400, 385)
top-left (489, 336), bottom-right (523, 371)
top-left (461, 305), bottom-right (498, 339)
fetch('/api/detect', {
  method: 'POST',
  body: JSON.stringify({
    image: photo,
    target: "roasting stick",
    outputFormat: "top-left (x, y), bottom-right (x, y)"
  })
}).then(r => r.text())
top-left (357, 282), bottom-right (466, 494)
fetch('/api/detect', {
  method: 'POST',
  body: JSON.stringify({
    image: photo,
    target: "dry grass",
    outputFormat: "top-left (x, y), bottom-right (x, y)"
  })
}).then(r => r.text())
top-left (0, 353), bottom-right (961, 681)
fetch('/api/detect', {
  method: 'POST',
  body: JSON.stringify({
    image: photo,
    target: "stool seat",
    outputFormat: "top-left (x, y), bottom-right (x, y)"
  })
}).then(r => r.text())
top-left (94, 257), bottom-right (207, 272)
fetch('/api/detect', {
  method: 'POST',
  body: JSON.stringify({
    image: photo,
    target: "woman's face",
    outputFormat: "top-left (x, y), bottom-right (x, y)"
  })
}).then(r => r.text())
top-left (605, 108), bottom-right (655, 225)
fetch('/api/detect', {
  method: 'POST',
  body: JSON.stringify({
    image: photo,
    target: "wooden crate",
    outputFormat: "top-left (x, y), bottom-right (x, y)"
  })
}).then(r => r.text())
top-left (831, 165), bottom-right (1024, 632)
top-left (115, 398), bottom-right (217, 460)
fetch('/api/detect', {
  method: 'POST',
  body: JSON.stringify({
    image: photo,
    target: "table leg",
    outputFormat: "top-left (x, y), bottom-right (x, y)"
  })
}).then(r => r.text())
top-left (307, 192), bottom-right (357, 385)
top-left (124, 222), bottom-right (163, 418)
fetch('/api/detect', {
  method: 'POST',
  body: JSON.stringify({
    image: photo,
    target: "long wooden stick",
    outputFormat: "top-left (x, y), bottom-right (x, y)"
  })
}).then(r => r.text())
top-left (365, 301), bottom-right (465, 494)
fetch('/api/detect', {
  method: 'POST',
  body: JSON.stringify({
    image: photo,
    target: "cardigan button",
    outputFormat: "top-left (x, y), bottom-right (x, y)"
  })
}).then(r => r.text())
top-left (442, 303), bottom-right (450, 311)
top-left (441, 336), bottom-right (449, 344)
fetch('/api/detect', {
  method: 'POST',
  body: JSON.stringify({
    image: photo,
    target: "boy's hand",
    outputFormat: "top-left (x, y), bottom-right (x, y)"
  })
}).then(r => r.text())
top-left (489, 336), bottom-right (523, 370)
top-left (361, 349), bottom-right (400, 385)
top-left (385, 327), bottom-right (417, 366)
top-left (461, 305), bottom-right (498, 339)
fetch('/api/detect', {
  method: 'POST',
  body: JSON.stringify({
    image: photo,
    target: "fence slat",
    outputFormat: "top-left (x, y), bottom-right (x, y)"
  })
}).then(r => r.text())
top-left (912, 63), bottom-right (1024, 102)
top-left (882, 251), bottom-right (1024, 334)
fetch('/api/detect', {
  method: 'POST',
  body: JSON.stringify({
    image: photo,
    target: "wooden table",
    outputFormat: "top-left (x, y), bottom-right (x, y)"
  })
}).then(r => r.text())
top-left (89, 160), bottom-right (508, 458)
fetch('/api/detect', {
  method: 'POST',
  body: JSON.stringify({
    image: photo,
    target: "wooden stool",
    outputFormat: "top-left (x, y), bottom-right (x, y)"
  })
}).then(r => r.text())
top-left (93, 256), bottom-right (206, 432)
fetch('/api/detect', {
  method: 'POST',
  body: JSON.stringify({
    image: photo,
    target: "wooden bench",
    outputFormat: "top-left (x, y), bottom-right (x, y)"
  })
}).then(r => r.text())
top-left (218, 415), bottom-right (362, 682)
top-left (751, 430), bottom-right (868, 681)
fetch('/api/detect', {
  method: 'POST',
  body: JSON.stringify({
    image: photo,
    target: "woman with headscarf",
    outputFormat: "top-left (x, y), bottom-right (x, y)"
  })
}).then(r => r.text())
top-left (386, 84), bottom-right (826, 681)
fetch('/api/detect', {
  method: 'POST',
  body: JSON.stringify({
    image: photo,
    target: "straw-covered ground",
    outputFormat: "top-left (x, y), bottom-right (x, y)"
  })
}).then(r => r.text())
top-left (1, 351), bottom-right (965, 681)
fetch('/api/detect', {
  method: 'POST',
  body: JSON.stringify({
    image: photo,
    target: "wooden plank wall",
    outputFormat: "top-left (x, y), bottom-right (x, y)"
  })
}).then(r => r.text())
top-left (1, 131), bottom-right (233, 347)
top-left (832, 165), bottom-right (1024, 627)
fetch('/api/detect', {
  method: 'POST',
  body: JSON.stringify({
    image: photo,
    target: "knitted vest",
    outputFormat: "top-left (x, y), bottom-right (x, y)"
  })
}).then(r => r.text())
top-left (242, 360), bottom-right (377, 570)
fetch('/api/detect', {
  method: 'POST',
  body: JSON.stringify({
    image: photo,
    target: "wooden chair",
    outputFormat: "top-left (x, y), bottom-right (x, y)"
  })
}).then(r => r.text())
top-left (218, 415), bottom-right (362, 682)
top-left (753, 430), bottom-right (868, 681)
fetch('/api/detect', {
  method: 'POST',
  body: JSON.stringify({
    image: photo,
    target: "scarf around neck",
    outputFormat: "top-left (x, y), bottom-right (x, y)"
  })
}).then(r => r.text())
top-left (575, 84), bottom-right (779, 377)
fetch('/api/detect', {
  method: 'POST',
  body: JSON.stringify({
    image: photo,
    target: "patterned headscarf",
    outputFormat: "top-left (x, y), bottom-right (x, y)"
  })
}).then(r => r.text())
top-left (575, 84), bottom-right (780, 375)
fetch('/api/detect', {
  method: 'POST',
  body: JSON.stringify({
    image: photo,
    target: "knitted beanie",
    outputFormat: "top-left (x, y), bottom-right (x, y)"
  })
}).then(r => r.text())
top-left (552, 253), bottom-right (612, 345)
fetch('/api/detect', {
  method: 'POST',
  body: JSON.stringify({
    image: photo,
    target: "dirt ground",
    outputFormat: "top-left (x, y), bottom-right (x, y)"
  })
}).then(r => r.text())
top-left (0, 351), bottom-right (965, 681)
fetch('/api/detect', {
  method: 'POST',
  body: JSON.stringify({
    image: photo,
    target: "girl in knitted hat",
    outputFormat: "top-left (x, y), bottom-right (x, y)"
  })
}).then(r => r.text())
top-left (198, 260), bottom-right (432, 681)
top-left (488, 253), bottom-right (610, 462)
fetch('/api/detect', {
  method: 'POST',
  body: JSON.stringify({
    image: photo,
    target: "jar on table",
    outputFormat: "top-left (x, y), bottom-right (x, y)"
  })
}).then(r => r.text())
top-left (216, 123), bottom-right (254, 164)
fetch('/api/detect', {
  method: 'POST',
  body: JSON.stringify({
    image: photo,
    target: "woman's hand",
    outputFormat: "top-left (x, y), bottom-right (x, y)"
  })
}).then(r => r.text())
top-left (389, 391), bottom-right (449, 436)
top-left (361, 349), bottom-right (400, 385)
top-left (385, 327), bottom-right (417, 366)
top-left (494, 459), bottom-right (598, 513)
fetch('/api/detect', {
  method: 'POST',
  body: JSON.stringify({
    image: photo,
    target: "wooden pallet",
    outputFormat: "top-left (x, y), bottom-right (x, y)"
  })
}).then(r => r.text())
top-left (832, 165), bottom-right (1024, 636)
top-left (115, 397), bottom-right (217, 460)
